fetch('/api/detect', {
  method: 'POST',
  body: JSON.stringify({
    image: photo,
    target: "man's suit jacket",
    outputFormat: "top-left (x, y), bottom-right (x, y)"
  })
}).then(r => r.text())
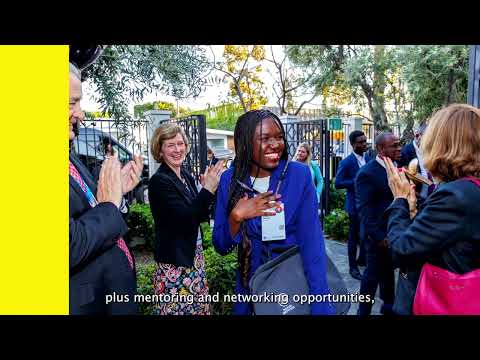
top-left (355, 159), bottom-right (393, 245)
top-left (398, 142), bottom-right (416, 168)
top-left (148, 162), bottom-right (215, 268)
top-left (335, 152), bottom-right (369, 215)
top-left (69, 152), bottom-right (137, 315)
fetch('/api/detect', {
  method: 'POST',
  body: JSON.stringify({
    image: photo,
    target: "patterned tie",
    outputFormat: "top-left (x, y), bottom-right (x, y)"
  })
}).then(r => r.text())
top-left (69, 161), bottom-right (134, 269)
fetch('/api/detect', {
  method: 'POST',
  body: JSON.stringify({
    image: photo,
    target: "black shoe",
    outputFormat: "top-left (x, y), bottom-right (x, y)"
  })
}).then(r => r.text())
top-left (349, 268), bottom-right (363, 280)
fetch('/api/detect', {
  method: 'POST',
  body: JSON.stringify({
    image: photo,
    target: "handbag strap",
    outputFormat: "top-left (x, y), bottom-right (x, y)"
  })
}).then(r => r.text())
top-left (463, 176), bottom-right (480, 188)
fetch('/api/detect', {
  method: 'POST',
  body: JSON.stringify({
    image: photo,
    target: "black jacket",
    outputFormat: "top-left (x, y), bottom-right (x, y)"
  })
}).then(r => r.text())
top-left (398, 142), bottom-right (416, 168)
top-left (385, 179), bottom-right (480, 314)
top-left (148, 162), bottom-right (215, 267)
top-left (69, 152), bottom-right (137, 315)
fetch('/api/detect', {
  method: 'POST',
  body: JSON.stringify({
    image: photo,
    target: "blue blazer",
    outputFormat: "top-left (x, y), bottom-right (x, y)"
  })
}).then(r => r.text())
top-left (213, 160), bottom-right (334, 315)
top-left (335, 152), bottom-right (369, 215)
top-left (355, 160), bottom-right (393, 245)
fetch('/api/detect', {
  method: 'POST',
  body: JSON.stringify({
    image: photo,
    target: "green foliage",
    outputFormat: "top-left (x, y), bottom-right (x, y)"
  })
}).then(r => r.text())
top-left (127, 204), bottom-right (154, 251)
top-left (201, 224), bottom-right (237, 315)
top-left (324, 208), bottom-right (350, 241)
top-left (329, 178), bottom-right (346, 211)
top-left (188, 102), bottom-right (244, 131)
top-left (82, 45), bottom-right (209, 125)
top-left (136, 263), bottom-right (156, 315)
top-left (200, 222), bottom-right (213, 250)
top-left (286, 45), bottom-right (470, 138)
top-left (133, 100), bottom-right (191, 119)
top-left (204, 247), bottom-right (238, 315)
top-left (395, 45), bottom-right (469, 122)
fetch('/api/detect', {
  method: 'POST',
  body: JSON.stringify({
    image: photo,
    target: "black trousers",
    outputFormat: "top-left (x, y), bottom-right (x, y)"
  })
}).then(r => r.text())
top-left (347, 213), bottom-right (365, 271)
top-left (357, 239), bottom-right (395, 315)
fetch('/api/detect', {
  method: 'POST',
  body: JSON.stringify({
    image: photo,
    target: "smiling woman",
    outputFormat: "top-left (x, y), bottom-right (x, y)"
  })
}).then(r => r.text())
top-left (148, 122), bottom-right (224, 315)
top-left (212, 110), bottom-right (334, 315)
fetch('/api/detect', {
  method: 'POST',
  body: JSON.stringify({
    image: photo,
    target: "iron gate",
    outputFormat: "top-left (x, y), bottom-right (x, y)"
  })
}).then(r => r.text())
top-left (159, 114), bottom-right (207, 184)
top-left (283, 118), bottom-right (333, 218)
top-left (72, 118), bottom-right (150, 203)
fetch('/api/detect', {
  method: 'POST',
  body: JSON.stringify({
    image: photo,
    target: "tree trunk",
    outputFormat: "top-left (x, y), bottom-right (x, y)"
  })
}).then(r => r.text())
top-left (400, 113), bottom-right (415, 145)
top-left (372, 45), bottom-right (389, 131)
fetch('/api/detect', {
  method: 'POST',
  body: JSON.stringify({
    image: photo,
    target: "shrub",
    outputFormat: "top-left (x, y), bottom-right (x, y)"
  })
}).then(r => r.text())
top-left (136, 263), bottom-right (156, 315)
top-left (200, 222), bottom-right (212, 250)
top-left (201, 224), bottom-right (237, 315)
top-left (204, 247), bottom-right (238, 315)
top-left (127, 204), bottom-right (154, 251)
top-left (324, 208), bottom-right (350, 241)
top-left (328, 178), bottom-right (346, 211)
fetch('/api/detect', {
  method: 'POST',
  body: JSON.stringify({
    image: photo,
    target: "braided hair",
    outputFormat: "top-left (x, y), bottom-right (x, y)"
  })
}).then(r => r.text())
top-left (227, 110), bottom-right (289, 288)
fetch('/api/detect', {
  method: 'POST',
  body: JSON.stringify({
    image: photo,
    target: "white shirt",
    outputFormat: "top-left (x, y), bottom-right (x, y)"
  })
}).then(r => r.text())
top-left (413, 140), bottom-right (429, 199)
top-left (250, 176), bottom-right (270, 194)
top-left (353, 152), bottom-right (366, 168)
top-left (376, 155), bottom-right (387, 169)
top-left (376, 155), bottom-right (397, 169)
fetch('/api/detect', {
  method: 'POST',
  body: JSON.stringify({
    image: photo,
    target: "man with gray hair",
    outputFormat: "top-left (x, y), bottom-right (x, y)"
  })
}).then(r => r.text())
top-left (69, 61), bottom-right (143, 314)
top-left (398, 122), bottom-right (433, 200)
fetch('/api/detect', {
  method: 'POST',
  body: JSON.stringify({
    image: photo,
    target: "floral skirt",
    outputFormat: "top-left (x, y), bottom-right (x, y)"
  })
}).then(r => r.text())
top-left (153, 242), bottom-right (210, 315)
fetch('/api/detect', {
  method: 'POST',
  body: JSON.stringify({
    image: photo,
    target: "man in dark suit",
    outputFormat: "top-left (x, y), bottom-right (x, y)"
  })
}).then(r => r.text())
top-left (355, 132), bottom-right (402, 315)
top-left (69, 62), bottom-right (143, 314)
top-left (335, 130), bottom-right (369, 280)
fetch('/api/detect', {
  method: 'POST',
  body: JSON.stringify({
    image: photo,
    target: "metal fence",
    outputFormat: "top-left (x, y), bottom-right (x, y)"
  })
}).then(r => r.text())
top-left (159, 114), bottom-right (207, 184)
top-left (72, 118), bottom-right (150, 203)
top-left (283, 118), bottom-right (334, 218)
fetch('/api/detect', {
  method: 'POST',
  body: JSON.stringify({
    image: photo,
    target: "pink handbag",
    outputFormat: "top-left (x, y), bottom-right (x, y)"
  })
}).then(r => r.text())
top-left (413, 177), bottom-right (480, 315)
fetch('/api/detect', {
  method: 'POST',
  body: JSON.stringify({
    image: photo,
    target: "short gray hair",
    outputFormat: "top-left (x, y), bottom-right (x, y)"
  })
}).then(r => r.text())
top-left (415, 122), bottom-right (428, 135)
top-left (69, 62), bottom-right (82, 80)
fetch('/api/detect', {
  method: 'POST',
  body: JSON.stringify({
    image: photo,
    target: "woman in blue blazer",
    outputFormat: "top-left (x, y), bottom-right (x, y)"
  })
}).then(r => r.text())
top-left (212, 110), bottom-right (334, 315)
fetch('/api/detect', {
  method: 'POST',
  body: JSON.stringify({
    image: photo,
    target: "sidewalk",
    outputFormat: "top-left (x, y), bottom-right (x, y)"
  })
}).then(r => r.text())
top-left (324, 238), bottom-right (385, 315)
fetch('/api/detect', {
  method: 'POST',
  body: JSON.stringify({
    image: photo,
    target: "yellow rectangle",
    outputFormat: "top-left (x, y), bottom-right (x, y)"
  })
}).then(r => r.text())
top-left (0, 45), bottom-right (68, 314)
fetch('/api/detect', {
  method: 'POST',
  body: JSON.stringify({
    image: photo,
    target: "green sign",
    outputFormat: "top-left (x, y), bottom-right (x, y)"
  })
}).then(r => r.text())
top-left (329, 117), bottom-right (342, 131)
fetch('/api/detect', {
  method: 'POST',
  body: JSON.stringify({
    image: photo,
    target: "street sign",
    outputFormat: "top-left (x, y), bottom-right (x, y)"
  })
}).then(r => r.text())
top-left (328, 117), bottom-right (342, 131)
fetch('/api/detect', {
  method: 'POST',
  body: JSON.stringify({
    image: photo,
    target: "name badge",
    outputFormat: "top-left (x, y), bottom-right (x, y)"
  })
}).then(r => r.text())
top-left (261, 202), bottom-right (286, 241)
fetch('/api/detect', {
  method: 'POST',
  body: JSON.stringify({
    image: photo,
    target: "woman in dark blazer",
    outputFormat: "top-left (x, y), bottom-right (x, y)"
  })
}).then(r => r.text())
top-left (384, 103), bottom-right (480, 315)
top-left (148, 123), bottom-right (224, 315)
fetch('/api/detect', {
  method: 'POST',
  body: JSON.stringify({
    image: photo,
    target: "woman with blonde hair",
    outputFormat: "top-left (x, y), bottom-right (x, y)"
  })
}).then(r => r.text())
top-left (384, 103), bottom-right (480, 315)
top-left (148, 122), bottom-right (224, 315)
top-left (293, 142), bottom-right (324, 203)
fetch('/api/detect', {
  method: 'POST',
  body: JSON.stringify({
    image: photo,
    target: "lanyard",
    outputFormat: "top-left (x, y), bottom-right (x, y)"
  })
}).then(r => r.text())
top-left (274, 160), bottom-right (290, 195)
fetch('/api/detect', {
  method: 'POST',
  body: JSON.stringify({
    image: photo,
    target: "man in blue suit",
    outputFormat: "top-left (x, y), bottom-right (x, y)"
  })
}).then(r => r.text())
top-left (335, 130), bottom-right (369, 280)
top-left (355, 132), bottom-right (401, 315)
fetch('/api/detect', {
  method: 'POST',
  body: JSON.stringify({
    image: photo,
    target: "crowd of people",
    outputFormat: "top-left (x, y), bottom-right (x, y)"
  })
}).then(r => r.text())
top-left (69, 59), bottom-right (480, 315)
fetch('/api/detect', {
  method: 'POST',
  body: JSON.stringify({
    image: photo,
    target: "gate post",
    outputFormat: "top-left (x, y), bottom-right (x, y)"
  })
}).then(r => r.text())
top-left (324, 119), bottom-right (331, 215)
top-left (468, 45), bottom-right (480, 108)
top-left (144, 110), bottom-right (172, 178)
top-left (197, 114), bottom-right (208, 175)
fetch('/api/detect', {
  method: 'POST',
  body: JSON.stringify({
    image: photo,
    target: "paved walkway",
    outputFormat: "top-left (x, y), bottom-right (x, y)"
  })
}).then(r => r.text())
top-left (325, 238), bottom-right (386, 315)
